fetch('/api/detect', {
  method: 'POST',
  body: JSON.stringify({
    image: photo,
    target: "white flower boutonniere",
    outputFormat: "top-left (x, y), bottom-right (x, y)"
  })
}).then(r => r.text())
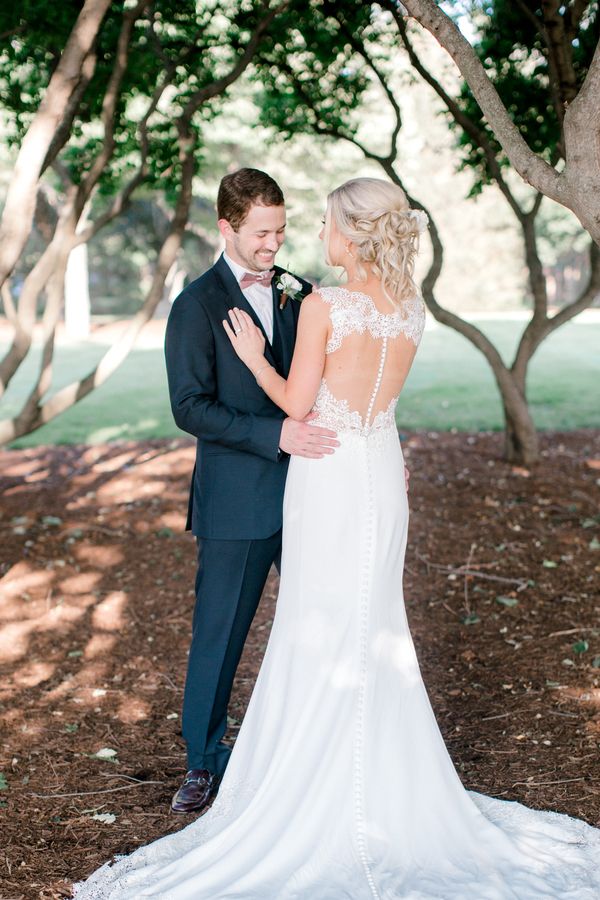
top-left (276, 272), bottom-right (303, 309)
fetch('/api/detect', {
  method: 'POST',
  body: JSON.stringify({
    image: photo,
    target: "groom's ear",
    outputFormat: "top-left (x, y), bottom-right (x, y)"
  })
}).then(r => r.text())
top-left (218, 218), bottom-right (235, 241)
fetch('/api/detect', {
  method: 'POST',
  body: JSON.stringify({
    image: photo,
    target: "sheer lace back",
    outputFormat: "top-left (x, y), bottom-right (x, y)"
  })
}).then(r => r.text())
top-left (313, 286), bottom-right (425, 437)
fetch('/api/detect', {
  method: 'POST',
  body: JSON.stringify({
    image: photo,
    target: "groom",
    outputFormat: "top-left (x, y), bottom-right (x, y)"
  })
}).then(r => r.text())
top-left (164, 168), bottom-right (337, 814)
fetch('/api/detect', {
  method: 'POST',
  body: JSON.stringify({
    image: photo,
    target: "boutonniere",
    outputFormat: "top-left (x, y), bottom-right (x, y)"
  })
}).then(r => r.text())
top-left (276, 271), bottom-right (303, 310)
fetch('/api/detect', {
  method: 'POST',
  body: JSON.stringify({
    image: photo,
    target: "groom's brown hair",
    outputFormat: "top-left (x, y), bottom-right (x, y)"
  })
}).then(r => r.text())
top-left (217, 168), bottom-right (284, 231)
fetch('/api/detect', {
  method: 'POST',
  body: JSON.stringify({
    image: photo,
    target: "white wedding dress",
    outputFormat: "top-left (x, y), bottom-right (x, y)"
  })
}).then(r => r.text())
top-left (74, 287), bottom-right (600, 899)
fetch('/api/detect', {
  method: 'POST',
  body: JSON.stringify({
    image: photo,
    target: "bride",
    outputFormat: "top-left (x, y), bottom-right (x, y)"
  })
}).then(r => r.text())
top-left (73, 178), bottom-right (600, 899)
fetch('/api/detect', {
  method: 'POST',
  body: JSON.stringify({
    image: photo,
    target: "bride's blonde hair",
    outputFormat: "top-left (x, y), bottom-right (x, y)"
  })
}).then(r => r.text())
top-left (324, 177), bottom-right (424, 309)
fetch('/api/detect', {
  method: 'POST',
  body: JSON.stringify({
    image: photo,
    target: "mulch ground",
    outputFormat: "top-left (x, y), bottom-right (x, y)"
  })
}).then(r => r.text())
top-left (1, 430), bottom-right (599, 899)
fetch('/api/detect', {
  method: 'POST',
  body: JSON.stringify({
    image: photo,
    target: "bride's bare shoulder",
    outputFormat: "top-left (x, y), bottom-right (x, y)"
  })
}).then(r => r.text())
top-left (308, 286), bottom-right (343, 306)
top-left (302, 288), bottom-right (334, 307)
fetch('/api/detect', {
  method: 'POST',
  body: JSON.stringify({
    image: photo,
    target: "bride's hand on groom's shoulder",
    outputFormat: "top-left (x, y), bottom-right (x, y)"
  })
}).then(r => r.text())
top-left (280, 413), bottom-right (339, 459)
top-left (223, 308), bottom-right (265, 370)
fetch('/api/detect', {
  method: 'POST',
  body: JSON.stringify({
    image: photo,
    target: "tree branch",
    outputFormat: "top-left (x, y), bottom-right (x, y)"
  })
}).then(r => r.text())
top-left (41, 50), bottom-right (98, 174)
top-left (540, 0), bottom-right (579, 106)
top-left (0, 0), bottom-right (112, 291)
top-left (513, 0), bottom-right (566, 134)
top-left (0, 135), bottom-right (196, 445)
top-left (328, 9), bottom-right (403, 161)
top-left (511, 239), bottom-right (599, 385)
top-left (564, 0), bottom-right (591, 40)
top-left (1, 281), bottom-right (17, 326)
top-left (0, 0), bottom-right (291, 441)
top-left (399, 0), bottom-right (565, 204)
top-left (386, 3), bottom-right (525, 219)
top-left (547, 240), bottom-right (600, 328)
top-left (76, 0), bottom-right (151, 218)
top-left (0, 186), bottom-right (78, 397)
top-left (179, 0), bottom-right (290, 124)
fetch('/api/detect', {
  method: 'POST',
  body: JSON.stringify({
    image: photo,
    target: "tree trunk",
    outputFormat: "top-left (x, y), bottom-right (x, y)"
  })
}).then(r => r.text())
top-left (0, 191), bottom-right (77, 395)
top-left (0, 0), bottom-right (112, 291)
top-left (502, 398), bottom-right (540, 465)
top-left (0, 137), bottom-right (196, 445)
top-left (399, 0), bottom-right (600, 244)
top-left (64, 240), bottom-right (91, 339)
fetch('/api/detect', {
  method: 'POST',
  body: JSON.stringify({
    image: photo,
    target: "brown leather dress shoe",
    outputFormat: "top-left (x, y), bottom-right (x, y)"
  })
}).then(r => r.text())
top-left (171, 768), bottom-right (219, 814)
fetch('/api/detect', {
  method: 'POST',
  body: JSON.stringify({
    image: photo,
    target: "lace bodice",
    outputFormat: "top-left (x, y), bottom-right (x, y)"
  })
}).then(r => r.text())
top-left (312, 286), bottom-right (425, 437)
top-left (318, 286), bottom-right (425, 353)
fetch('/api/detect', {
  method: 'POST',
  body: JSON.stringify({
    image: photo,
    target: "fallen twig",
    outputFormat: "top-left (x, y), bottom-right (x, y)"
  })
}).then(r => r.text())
top-left (512, 777), bottom-right (586, 788)
top-left (546, 627), bottom-right (597, 638)
top-left (416, 552), bottom-right (528, 588)
top-left (463, 542), bottom-right (476, 615)
top-left (98, 773), bottom-right (156, 782)
top-left (32, 781), bottom-right (163, 799)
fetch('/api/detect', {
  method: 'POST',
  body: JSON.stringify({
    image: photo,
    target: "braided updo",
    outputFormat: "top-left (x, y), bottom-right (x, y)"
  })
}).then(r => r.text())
top-left (324, 177), bottom-right (426, 309)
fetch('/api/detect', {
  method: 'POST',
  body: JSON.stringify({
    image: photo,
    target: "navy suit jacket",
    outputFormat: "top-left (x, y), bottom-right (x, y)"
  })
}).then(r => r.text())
top-left (165, 254), bottom-right (311, 539)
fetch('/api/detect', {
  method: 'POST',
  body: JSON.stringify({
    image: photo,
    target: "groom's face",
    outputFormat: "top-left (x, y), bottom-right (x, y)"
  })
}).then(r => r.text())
top-left (219, 202), bottom-right (286, 272)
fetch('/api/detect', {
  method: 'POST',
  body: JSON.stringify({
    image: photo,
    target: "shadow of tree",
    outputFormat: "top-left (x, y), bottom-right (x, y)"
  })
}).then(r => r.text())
top-left (0, 431), bottom-right (599, 898)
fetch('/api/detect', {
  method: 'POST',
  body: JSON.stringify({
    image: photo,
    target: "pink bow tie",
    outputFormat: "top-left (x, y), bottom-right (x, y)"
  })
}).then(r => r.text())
top-left (239, 269), bottom-right (275, 290)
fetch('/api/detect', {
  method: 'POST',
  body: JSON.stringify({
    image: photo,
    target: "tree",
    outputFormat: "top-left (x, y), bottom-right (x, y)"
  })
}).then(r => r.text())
top-left (251, 0), bottom-right (599, 463)
top-left (382, 0), bottom-right (600, 461)
top-left (400, 0), bottom-right (600, 245)
top-left (0, 0), bottom-right (113, 291)
top-left (0, 0), bottom-right (288, 444)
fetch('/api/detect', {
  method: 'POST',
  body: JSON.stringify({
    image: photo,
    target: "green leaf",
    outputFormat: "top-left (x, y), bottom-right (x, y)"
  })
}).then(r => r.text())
top-left (542, 559), bottom-right (558, 568)
top-left (461, 612), bottom-right (480, 625)
top-left (572, 640), bottom-right (589, 655)
top-left (496, 595), bottom-right (518, 607)
top-left (591, 656), bottom-right (600, 669)
top-left (0, 773), bottom-right (7, 790)
top-left (63, 724), bottom-right (79, 733)
top-left (156, 527), bottom-right (174, 539)
top-left (589, 537), bottom-right (600, 551)
top-left (67, 649), bottom-right (83, 658)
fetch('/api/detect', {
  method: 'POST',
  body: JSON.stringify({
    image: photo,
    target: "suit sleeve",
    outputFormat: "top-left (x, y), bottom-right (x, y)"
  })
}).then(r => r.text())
top-left (165, 291), bottom-right (283, 461)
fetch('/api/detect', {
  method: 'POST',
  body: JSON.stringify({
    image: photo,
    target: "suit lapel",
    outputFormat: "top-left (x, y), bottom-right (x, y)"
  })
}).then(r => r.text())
top-left (272, 268), bottom-right (296, 375)
top-left (213, 255), bottom-right (277, 368)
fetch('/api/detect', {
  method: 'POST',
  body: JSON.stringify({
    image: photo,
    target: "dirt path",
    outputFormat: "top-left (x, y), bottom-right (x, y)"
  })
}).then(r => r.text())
top-left (1, 431), bottom-right (599, 899)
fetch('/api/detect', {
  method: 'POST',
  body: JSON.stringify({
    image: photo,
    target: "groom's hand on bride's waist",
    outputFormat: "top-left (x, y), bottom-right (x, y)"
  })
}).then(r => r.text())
top-left (279, 414), bottom-right (339, 459)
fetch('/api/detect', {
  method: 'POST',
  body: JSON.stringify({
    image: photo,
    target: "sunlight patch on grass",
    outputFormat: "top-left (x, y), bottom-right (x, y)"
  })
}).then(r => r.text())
top-left (87, 418), bottom-right (161, 444)
top-left (2, 317), bottom-right (599, 446)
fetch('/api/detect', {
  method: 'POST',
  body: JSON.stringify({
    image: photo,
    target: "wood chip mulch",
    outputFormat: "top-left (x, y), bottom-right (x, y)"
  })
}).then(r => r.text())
top-left (0, 430), bottom-right (599, 899)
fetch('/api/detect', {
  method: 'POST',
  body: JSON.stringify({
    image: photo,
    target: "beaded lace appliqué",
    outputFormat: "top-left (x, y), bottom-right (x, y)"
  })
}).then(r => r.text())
top-left (313, 380), bottom-right (397, 438)
top-left (317, 286), bottom-right (425, 353)
top-left (312, 287), bottom-right (425, 438)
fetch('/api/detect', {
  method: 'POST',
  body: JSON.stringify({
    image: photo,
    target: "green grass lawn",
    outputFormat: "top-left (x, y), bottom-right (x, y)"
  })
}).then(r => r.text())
top-left (2, 317), bottom-right (599, 447)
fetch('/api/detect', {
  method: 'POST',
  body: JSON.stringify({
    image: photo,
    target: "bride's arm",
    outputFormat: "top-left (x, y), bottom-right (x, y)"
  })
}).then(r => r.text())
top-left (223, 293), bottom-right (329, 419)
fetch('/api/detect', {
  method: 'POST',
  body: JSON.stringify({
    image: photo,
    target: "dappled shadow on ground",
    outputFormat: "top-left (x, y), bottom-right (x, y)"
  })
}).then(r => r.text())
top-left (0, 432), bottom-right (599, 899)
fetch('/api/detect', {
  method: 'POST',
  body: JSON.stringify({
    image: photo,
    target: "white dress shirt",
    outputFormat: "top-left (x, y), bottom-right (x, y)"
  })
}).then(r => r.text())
top-left (223, 252), bottom-right (274, 344)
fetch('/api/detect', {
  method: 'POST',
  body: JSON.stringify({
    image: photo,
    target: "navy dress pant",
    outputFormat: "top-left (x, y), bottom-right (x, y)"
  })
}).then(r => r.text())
top-left (182, 531), bottom-right (282, 775)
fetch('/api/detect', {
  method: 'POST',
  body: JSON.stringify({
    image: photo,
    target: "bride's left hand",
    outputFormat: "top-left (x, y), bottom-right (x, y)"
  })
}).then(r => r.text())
top-left (223, 308), bottom-right (266, 369)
